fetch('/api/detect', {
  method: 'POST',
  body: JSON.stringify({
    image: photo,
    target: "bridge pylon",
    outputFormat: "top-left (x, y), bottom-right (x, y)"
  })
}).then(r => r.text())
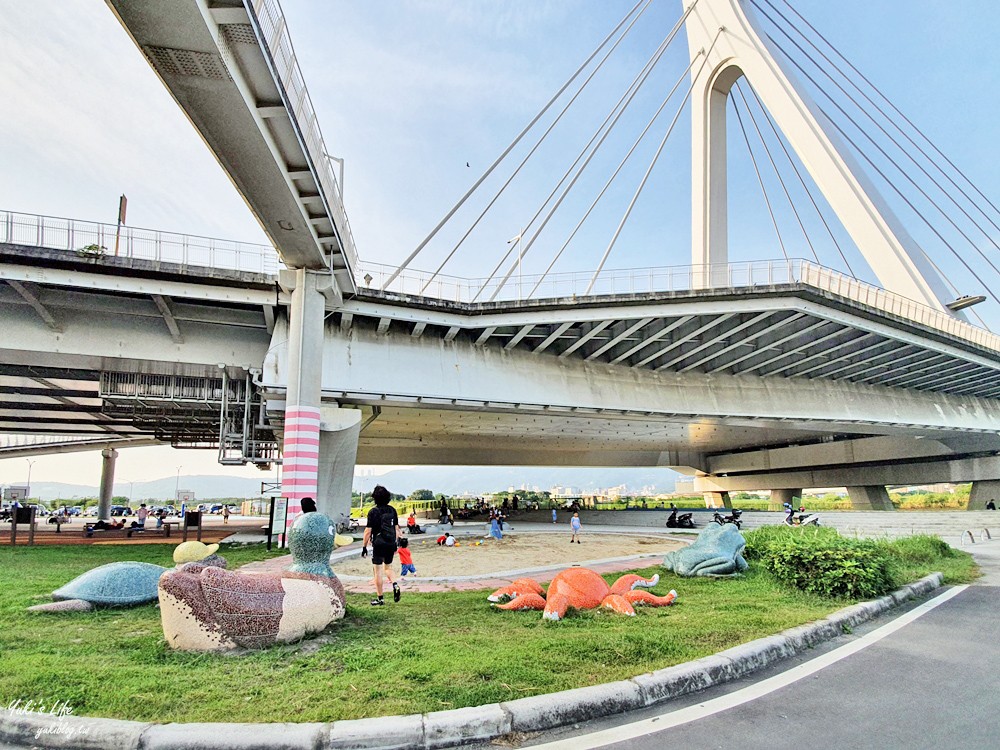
top-left (686, 0), bottom-right (952, 313)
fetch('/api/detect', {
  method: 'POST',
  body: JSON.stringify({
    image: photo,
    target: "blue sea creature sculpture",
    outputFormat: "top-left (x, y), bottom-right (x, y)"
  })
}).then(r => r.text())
top-left (29, 543), bottom-right (229, 613)
top-left (663, 523), bottom-right (749, 577)
top-left (29, 561), bottom-right (168, 612)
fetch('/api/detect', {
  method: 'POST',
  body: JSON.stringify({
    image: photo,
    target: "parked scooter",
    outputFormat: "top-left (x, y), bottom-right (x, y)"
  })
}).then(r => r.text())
top-left (666, 503), bottom-right (695, 529)
top-left (711, 508), bottom-right (743, 530)
top-left (783, 503), bottom-right (820, 526)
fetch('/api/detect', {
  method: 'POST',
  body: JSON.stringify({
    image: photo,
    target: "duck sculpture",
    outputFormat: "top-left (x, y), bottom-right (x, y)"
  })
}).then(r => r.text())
top-left (488, 568), bottom-right (677, 621)
top-left (27, 541), bottom-right (227, 613)
top-left (158, 512), bottom-right (346, 651)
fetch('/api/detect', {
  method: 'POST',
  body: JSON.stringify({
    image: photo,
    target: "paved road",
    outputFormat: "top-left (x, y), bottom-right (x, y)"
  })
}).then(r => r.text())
top-left (505, 541), bottom-right (1000, 750)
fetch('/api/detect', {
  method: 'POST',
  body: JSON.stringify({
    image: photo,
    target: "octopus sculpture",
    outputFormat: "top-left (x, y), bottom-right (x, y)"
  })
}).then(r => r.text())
top-left (488, 567), bottom-right (677, 621)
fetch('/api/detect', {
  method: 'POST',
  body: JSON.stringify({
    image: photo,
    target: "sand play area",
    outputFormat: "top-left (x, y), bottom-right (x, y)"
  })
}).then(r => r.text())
top-left (333, 532), bottom-right (685, 578)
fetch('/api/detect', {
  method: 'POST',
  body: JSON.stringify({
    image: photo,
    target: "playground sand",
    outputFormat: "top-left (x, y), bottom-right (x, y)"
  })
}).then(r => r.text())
top-left (332, 532), bottom-right (684, 578)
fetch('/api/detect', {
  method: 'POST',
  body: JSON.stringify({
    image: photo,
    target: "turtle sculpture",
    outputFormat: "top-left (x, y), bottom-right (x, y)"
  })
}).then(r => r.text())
top-left (27, 541), bottom-right (227, 613)
top-left (158, 512), bottom-right (345, 651)
top-left (488, 568), bottom-right (677, 621)
top-left (663, 522), bottom-right (749, 577)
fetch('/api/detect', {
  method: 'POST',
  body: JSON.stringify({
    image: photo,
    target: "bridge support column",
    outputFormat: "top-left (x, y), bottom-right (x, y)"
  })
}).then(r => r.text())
top-left (98, 447), bottom-right (117, 521)
top-left (280, 269), bottom-right (334, 527)
top-left (703, 491), bottom-right (731, 509)
top-left (770, 488), bottom-right (802, 511)
top-left (847, 485), bottom-right (895, 511)
top-left (967, 480), bottom-right (1000, 510)
top-left (316, 406), bottom-right (361, 528)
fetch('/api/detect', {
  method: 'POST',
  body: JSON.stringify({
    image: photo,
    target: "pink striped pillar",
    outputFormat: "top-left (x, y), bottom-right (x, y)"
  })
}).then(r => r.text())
top-left (282, 407), bottom-right (321, 528)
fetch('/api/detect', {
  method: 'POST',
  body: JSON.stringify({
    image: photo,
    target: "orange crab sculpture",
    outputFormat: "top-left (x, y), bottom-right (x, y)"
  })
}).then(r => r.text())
top-left (488, 568), bottom-right (677, 621)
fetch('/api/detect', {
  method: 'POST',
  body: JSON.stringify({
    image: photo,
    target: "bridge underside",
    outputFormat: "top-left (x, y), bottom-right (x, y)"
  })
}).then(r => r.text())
top-left (3, 245), bottom-right (1000, 506)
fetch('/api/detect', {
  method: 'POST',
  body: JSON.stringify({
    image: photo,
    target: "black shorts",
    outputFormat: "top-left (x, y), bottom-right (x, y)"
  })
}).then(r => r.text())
top-left (372, 542), bottom-right (396, 566)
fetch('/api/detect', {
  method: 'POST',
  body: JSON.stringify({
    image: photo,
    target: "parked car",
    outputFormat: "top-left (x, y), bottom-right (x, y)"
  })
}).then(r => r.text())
top-left (209, 504), bottom-right (224, 514)
top-left (109, 505), bottom-right (132, 516)
top-left (68, 506), bottom-right (82, 516)
top-left (83, 507), bottom-right (99, 517)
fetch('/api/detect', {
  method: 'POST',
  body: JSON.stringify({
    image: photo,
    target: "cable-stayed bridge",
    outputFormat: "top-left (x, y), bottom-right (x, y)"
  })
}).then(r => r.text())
top-left (3, 0), bottom-right (1000, 522)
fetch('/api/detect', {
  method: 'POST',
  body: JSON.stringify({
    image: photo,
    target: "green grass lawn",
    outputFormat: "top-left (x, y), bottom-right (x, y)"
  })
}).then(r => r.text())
top-left (0, 541), bottom-right (975, 723)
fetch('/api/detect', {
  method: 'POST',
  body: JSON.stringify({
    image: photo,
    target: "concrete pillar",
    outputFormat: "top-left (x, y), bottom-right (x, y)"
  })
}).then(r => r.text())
top-left (770, 488), bottom-right (802, 511)
top-left (967, 480), bottom-right (1000, 510)
top-left (704, 491), bottom-right (731, 509)
top-left (98, 447), bottom-right (118, 520)
top-left (280, 269), bottom-right (331, 528)
top-left (847, 485), bottom-right (895, 511)
top-left (316, 405), bottom-right (361, 528)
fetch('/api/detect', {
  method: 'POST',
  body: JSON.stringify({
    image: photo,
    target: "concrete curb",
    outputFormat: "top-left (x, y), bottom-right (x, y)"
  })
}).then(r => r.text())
top-left (0, 572), bottom-right (945, 750)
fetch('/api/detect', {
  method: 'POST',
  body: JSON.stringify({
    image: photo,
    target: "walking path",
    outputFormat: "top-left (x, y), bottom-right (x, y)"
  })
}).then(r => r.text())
top-left (238, 523), bottom-right (688, 593)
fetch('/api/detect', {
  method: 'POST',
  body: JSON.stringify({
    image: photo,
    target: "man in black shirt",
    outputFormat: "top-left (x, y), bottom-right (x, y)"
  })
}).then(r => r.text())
top-left (362, 485), bottom-right (401, 605)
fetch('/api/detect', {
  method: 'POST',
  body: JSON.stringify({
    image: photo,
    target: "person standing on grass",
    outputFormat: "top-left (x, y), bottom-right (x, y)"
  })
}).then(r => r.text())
top-left (570, 511), bottom-right (582, 544)
top-left (362, 485), bottom-right (401, 606)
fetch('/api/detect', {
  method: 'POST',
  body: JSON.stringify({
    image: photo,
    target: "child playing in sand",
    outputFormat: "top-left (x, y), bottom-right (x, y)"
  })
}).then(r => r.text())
top-left (398, 537), bottom-right (416, 580)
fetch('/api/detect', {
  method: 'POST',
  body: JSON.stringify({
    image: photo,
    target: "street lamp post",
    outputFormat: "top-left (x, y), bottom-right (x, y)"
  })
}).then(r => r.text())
top-left (25, 458), bottom-right (36, 500)
top-left (174, 466), bottom-right (182, 501)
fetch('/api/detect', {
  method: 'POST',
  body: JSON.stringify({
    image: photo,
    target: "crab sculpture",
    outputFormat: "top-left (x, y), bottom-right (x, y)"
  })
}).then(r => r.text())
top-left (488, 567), bottom-right (677, 621)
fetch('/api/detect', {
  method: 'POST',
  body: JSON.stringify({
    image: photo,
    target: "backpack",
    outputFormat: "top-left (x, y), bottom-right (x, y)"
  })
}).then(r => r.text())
top-left (375, 506), bottom-right (397, 546)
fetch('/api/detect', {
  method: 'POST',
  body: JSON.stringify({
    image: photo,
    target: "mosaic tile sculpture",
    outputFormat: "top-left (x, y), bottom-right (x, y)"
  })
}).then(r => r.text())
top-left (488, 568), bottom-right (676, 621)
top-left (158, 512), bottom-right (345, 651)
top-left (662, 522), bottom-right (749, 577)
top-left (28, 543), bottom-right (227, 613)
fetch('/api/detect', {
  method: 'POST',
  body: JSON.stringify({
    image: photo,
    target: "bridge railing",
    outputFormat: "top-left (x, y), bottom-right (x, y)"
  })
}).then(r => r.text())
top-left (0, 210), bottom-right (281, 275)
top-left (248, 0), bottom-right (360, 278)
top-left (357, 258), bottom-right (1000, 352)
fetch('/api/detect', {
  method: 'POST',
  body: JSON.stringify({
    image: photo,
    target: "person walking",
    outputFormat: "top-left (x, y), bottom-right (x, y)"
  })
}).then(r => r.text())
top-left (362, 485), bottom-right (401, 606)
top-left (136, 503), bottom-right (149, 528)
top-left (398, 537), bottom-right (417, 581)
top-left (570, 511), bottom-right (582, 544)
top-left (222, 505), bottom-right (231, 524)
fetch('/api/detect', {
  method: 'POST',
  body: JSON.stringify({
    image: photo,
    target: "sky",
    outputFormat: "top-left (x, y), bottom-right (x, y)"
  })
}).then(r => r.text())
top-left (1, 0), bottom-right (999, 486)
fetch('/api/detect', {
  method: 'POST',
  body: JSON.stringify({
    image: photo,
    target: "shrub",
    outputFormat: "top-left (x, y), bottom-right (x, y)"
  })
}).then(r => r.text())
top-left (744, 526), bottom-right (894, 599)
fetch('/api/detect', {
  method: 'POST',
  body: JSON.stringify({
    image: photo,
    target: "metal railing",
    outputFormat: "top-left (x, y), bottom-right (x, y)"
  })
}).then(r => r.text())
top-left (0, 210), bottom-right (281, 274)
top-left (357, 258), bottom-right (1000, 353)
top-left (248, 0), bottom-right (360, 276)
top-left (4, 206), bottom-right (997, 354)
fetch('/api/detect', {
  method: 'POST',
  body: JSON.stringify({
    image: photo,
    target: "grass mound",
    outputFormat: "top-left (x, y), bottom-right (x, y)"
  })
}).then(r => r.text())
top-left (0, 533), bottom-right (975, 723)
top-left (743, 527), bottom-right (977, 599)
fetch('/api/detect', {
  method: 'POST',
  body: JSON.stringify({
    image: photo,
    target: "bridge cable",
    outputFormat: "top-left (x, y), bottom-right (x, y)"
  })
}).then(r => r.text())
top-left (758, 0), bottom-right (1000, 240)
top-left (731, 89), bottom-right (790, 264)
top-left (733, 81), bottom-right (819, 264)
top-left (584, 31), bottom-right (726, 295)
top-left (740, 81), bottom-right (855, 276)
top-left (821, 109), bottom-right (997, 321)
top-left (528, 54), bottom-right (704, 298)
top-left (474, 15), bottom-right (696, 302)
top-left (753, 0), bottom-right (1000, 280)
top-left (478, 17), bottom-right (691, 302)
top-left (417, 0), bottom-right (661, 295)
top-left (380, 0), bottom-right (650, 291)
top-left (762, 36), bottom-right (1000, 298)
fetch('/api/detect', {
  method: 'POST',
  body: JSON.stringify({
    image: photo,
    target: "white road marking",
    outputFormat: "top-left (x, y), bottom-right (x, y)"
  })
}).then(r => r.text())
top-left (529, 585), bottom-right (969, 749)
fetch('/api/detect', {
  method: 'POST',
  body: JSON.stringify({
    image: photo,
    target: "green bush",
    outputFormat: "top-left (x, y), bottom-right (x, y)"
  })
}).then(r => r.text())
top-left (744, 526), bottom-right (894, 599)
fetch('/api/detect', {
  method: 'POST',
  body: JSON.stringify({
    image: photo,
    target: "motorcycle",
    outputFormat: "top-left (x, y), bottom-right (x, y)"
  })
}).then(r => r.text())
top-left (783, 504), bottom-right (820, 527)
top-left (665, 503), bottom-right (695, 529)
top-left (711, 508), bottom-right (743, 530)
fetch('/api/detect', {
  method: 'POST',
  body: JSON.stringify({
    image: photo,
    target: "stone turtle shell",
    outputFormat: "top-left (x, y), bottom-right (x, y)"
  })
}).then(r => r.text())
top-left (52, 561), bottom-right (167, 606)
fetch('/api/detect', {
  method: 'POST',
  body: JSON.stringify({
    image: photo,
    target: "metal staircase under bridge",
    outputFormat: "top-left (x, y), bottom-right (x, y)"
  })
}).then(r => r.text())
top-left (99, 371), bottom-right (278, 467)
